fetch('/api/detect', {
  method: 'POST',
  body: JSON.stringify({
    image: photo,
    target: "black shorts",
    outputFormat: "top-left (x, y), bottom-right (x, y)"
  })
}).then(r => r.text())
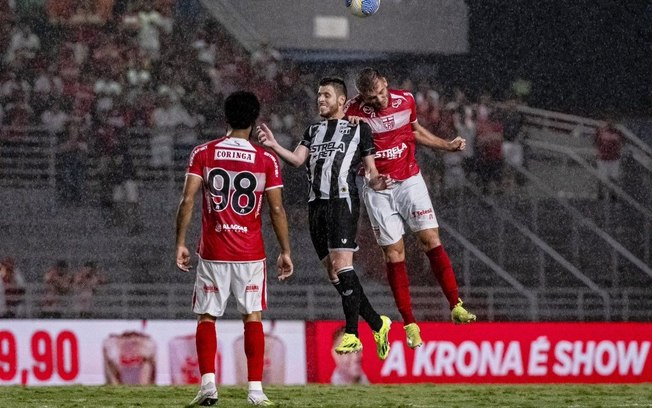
top-left (308, 197), bottom-right (360, 261)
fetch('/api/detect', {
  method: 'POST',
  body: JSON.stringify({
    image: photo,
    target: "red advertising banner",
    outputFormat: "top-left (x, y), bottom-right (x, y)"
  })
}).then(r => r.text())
top-left (307, 322), bottom-right (652, 384)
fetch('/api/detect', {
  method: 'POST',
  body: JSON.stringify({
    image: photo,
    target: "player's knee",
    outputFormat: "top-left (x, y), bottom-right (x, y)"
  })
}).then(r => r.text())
top-left (383, 245), bottom-right (405, 263)
top-left (335, 269), bottom-right (360, 296)
top-left (418, 229), bottom-right (441, 250)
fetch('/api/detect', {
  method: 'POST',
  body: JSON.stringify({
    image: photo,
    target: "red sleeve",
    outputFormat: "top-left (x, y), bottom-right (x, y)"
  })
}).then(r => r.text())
top-left (263, 150), bottom-right (283, 190)
top-left (187, 145), bottom-right (205, 178)
top-left (407, 92), bottom-right (417, 123)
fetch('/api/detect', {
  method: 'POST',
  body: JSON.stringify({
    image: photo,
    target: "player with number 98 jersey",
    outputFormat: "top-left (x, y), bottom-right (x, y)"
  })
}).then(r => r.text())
top-left (186, 136), bottom-right (283, 262)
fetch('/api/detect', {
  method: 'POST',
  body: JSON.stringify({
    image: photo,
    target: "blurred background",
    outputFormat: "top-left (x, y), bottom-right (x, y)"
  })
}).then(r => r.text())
top-left (0, 0), bottom-right (650, 322)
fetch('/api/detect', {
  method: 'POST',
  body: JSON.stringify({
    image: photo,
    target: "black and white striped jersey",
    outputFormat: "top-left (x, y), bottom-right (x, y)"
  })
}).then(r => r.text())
top-left (300, 118), bottom-right (375, 202)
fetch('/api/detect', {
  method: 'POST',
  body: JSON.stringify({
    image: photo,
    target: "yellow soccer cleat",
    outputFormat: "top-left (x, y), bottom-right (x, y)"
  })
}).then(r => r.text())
top-left (373, 315), bottom-right (392, 360)
top-left (451, 298), bottom-right (477, 324)
top-left (404, 323), bottom-right (423, 349)
top-left (335, 333), bottom-right (363, 354)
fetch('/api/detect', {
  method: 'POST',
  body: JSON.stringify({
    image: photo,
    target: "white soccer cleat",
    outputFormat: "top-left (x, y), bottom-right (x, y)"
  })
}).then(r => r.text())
top-left (186, 383), bottom-right (218, 407)
top-left (247, 391), bottom-right (275, 406)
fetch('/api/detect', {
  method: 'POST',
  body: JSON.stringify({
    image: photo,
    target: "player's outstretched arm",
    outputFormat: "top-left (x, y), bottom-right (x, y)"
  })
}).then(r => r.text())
top-left (265, 187), bottom-right (294, 281)
top-left (412, 121), bottom-right (466, 152)
top-left (175, 175), bottom-right (202, 272)
top-left (256, 123), bottom-right (309, 167)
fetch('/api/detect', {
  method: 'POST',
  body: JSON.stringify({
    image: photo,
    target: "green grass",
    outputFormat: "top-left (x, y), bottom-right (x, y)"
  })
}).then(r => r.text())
top-left (0, 384), bottom-right (650, 408)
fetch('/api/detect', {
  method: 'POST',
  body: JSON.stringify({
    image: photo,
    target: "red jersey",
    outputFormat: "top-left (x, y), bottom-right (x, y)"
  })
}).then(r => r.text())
top-left (595, 126), bottom-right (623, 161)
top-left (345, 89), bottom-right (419, 181)
top-left (186, 136), bottom-right (283, 262)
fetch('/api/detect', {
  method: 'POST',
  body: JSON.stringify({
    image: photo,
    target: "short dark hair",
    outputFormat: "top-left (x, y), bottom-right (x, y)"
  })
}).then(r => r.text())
top-left (355, 68), bottom-right (383, 94)
top-left (224, 91), bottom-right (260, 130)
top-left (318, 77), bottom-right (347, 98)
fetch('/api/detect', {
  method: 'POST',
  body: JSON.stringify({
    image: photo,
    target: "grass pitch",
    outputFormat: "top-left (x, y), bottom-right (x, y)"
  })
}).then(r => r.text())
top-left (0, 384), bottom-right (650, 408)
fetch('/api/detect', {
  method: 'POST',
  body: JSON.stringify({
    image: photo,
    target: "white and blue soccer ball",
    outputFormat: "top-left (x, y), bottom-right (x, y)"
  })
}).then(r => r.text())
top-left (345, 0), bottom-right (380, 18)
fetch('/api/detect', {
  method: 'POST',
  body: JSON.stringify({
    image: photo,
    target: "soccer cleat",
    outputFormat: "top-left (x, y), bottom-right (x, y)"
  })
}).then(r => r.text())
top-left (372, 315), bottom-right (392, 360)
top-left (451, 298), bottom-right (477, 324)
top-left (404, 323), bottom-right (423, 349)
top-left (186, 383), bottom-right (218, 407)
top-left (248, 392), bottom-right (275, 406)
top-left (334, 333), bottom-right (363, 354)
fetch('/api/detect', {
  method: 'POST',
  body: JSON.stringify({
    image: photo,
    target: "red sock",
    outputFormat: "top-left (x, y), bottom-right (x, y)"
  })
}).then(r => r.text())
top-left (386, 261), bottom-right (416, 325)
top-left (196, 321), bottom-right (217, 375)
top-left (426, 245), bottom-right (460, 309)
top-left (244, 321), bottom-right (264, 382)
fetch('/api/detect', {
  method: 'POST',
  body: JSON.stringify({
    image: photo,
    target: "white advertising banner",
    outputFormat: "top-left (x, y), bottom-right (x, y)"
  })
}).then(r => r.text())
top-left (0, 320), bottom-right (306, 386)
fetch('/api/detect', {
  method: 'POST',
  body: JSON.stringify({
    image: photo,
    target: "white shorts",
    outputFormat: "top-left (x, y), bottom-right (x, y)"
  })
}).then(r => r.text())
top-left (192, 258), bottom-right (267, 317)
top-left (362, 172), bottom-right (439, 246)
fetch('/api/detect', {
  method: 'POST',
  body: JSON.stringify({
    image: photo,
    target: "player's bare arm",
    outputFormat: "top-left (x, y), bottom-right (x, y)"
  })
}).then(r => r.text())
top-left (362, 155), bottom-right (390, 191)
top-left (412, 121), bottom-right (466, 152)
top-left (265, 187), bottom-right (294, 281)
top-left (175, 174), bottom-right (202, 272)
top-left (256, 123), bottom-right (309, 167)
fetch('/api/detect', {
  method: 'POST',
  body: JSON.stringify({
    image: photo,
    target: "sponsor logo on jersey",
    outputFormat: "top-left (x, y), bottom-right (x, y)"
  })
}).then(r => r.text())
top-left (245, 284), bottom-right (259, 292)
top-left (392, 99), bottom-right (402, 108)
top-left (214, 148), bottom-right (255, 163)
top-left (382, 116), bottom-right (395, 130)
top-left (412, 208), bottom-right (434, 218)
top-left (311, 141), bottom-right (346, 160)
top-left (218, 223), bottom-right (249, 233)
top-left (362, 105), bottom-right (374, 115)
top-left (203, 285), bottom-right (219, 293)
top-left (375, 142), bottom-right (408, 160)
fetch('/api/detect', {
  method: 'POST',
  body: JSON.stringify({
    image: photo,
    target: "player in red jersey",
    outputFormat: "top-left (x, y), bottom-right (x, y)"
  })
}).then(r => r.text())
top-left (345, 68), bottom-right (476, 349)
top-left (176, 91), bottom-right (293, 406)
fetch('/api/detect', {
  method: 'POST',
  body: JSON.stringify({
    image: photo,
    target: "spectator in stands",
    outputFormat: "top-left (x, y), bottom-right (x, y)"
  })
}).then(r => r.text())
top-left (475, 111), bottom-right (504, 195)
top-left (73, 260), bottom-right (108, 318)
top-left (453, 105), bottom-right (477, 183)
top-left (41, 259), bottom-right (72, 318)
top-left (41, 100), bottom-right (70, 136)
top-left (330, 326), bottom-right (369, 385)
top-left (0, 257), bottom-right (26, 318)
top-left (56, 120), bottom-right (88, 204)
top-left (595, 120), bottom-right (624, 201)
top-left (122, 1), bottom-right (172, 60)
top-left (150, 91), bottom-right (195, 167)
top-left (5, 20), bottom-right (40, 64)
top-left (501, 96), bottom-right (526, 191)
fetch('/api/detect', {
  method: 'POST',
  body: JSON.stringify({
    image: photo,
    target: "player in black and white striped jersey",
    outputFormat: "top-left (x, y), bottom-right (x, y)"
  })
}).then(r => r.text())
top-left (257, 77), bottom-right (392, 360)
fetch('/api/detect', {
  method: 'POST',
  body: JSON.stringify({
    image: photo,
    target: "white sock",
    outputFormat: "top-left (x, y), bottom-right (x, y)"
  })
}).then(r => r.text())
top-left (248, 381), bottom-right (263, 392)
top-left (201, 373), bottom-right (216, 388)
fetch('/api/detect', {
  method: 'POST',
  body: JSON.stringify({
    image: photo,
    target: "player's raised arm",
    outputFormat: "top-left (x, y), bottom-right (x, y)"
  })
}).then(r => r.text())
top-left (412, 121), bottom-right (466, 152)
top-left (264, 187), bottom-right (294, 280)
top-left (175, 174), bottom-right (202, 272)
top-left (256, 123), bottom-right (309, 167)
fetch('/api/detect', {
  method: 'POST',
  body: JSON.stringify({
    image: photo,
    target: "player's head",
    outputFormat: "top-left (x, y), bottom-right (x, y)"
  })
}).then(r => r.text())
top-left (356, 67), bottom-right (389, 110)
top-left (317, 77), bottom-right (347, 119)
top-left (224, 91), bottom-right (260, 130)
top-left (331, 326), bottom-right (364, 384)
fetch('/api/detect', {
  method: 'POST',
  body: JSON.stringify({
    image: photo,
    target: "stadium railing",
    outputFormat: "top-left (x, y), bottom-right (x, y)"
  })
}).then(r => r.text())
top-left (8, 282), bottom-right (651, 322)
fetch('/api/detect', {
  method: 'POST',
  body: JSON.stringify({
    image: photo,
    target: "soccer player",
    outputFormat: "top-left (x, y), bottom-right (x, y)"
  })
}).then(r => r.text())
top-left (176, 91), bottom-right (293, 407)
top-left (256, 77), bottom-right (392, 359)
top-left (345, 68), bottom-right (477, 350)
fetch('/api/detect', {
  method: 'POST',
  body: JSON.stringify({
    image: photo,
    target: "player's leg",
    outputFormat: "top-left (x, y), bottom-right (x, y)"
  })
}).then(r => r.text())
top-left (188, 259), bottom-right (228, 406)
top-left (231, 262), bottom-right (274, 406)
top-left (415, 227), bottom-right (476, 324)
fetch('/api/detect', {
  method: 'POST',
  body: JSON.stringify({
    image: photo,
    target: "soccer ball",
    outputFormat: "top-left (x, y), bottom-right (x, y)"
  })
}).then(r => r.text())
top-left (345, 0), bottom-right (380, 18)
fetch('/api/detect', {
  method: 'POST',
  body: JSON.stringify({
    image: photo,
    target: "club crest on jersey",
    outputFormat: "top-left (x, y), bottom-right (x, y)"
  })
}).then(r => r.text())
top-left (381, 116), bottom-right (395, 130)
top-left (215, 148), bottom-right (255, 163)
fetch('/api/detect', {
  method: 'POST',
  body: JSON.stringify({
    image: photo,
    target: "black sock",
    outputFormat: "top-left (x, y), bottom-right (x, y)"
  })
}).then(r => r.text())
top-left (350, 271), bottom-right (383, 332)
top-left (332, 268), bottom-right (361, 336)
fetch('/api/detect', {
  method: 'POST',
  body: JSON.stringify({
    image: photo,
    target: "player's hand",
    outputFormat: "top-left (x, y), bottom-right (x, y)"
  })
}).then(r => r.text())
top-left (368, 175), bottom-right (387, 191)
top-left (448, 136), bottom-right (466, 152)
top-left (256, 123), bottom-right (278, 148)
top-left (276, 252), bottom-right (293, 281)
top-left (176, 245), bottom-right (192, 272)
top-left (347, 115), bottom-right (365, 125)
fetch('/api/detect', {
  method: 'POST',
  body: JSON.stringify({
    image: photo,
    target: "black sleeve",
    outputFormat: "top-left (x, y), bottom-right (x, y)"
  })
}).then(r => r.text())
top-left (299, 125), bottom-right (312, 149)
top-left (359, 122), bottom-right (376, 157)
